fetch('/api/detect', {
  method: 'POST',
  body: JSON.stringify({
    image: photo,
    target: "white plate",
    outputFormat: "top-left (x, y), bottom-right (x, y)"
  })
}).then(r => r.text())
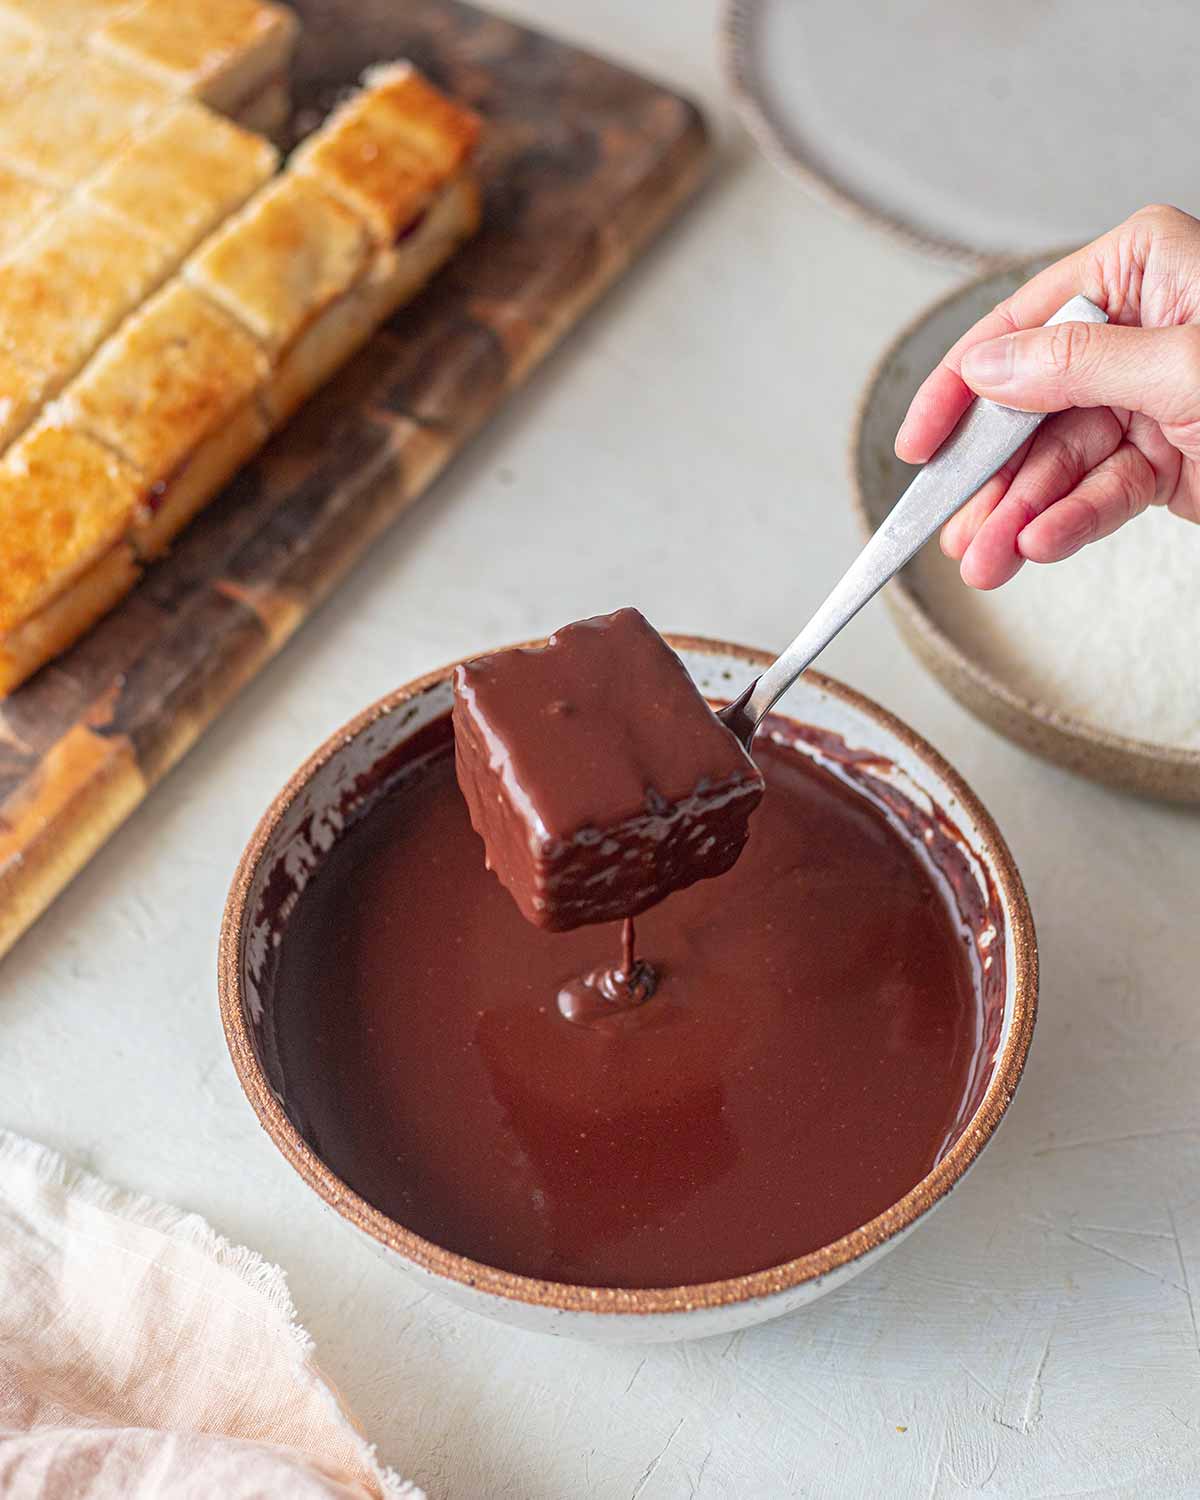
top-left (723, 0), bottom-right (1200, 263)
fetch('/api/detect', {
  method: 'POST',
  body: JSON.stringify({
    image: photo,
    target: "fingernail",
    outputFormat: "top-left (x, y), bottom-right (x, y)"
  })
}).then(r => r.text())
top-left (961, 337), bottom-right (1015, 388)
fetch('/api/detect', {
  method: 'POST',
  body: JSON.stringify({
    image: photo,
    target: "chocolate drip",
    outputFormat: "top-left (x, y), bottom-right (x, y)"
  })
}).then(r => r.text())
top-left (556, 916), bottom-right (660, 1032)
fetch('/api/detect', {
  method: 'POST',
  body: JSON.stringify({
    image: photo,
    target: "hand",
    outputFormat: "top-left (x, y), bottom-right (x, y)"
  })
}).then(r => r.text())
top-left (895, 204), bottom-right (1200, 589)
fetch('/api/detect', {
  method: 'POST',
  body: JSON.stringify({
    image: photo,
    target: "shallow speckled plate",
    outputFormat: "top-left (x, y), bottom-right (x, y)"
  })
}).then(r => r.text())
top-left (722, 0), bottom-right (1200, 265)
top-left (852, 261), bottom-right (1200, 803)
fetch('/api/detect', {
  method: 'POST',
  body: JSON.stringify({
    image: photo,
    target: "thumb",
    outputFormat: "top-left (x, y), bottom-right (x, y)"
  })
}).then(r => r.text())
top-left (960, 322), bottom-right (1200, 426)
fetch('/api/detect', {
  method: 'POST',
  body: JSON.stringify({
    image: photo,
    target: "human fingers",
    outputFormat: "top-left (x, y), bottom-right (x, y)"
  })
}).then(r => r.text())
top-left (956, 407), bottom-right (1124, 588)
top-left (895, 245), bottom-right (1104, 464)
top-left (959, 323), bottom-right (1200, 428)
top-left (895, 204), bottom-right (1200, 463)
top-left (1166, 457), bottom-right (1200, 523)
top-left (1015, 443), bottom-right (1157, 563)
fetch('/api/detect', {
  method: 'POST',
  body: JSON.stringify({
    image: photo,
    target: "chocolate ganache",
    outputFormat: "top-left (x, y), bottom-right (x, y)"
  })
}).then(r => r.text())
top-left (275, 712), bottom-right (985, 1289)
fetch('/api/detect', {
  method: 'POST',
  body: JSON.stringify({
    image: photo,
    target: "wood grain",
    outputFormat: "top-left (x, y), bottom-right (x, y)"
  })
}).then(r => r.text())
top-left (0, 0), bottom-right (710, 959)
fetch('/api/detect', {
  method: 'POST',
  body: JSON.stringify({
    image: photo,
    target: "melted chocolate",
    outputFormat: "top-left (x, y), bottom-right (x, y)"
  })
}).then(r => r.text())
top-left (452, 609), bottom-right (763, 930)
top-left (274, 713), bottom-right (990, 1289)
top-left (556, 915), bottom-right (659, 1032)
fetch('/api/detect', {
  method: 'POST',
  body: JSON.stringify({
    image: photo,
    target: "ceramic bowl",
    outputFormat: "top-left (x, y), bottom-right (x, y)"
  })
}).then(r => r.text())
top-left (219, 638), bottom-right (1037, 1343)
top-left (852, 259), bottom-right (1200, 803)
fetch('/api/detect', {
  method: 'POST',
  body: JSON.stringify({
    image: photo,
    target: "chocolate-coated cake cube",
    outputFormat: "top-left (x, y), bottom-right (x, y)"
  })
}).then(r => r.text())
top-left (452, 608), bottom-right (764, 930)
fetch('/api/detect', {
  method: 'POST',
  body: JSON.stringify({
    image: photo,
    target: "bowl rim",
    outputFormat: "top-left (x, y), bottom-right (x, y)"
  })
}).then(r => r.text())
top-left (218, 636), bottom-right (1038, 1317)
top-left (848, 257), bottom-right (1200, 800)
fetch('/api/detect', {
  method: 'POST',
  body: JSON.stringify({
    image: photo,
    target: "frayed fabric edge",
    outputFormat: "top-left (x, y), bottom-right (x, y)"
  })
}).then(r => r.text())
top-left (0, 1129), bottom-right (422, 1500)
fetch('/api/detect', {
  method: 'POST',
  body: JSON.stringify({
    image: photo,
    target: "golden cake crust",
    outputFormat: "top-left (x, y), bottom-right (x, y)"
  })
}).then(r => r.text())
top-left (0, 53), bottom-right (170, 188)
top-left (0, 199), bottom-right (173, 389)
top-left (92, 0), bottom-right (299, 114)
top-left (0, 162), bottom-right (56, 259)
top-left (0, 423), bottom-right (144, 633)
top-left (360, 62), bottom-right (482, 175)
top-left (0, 543), bottom-right (139, 695)
top-left (185, 172), bottom-right (369, 354)
top-left (0, 0), bottom-right (131, 42)
top-left (58, 280), bottom-right (269, 485)
top-left (265, 175), bottom-right (481, 426)
top-left (83, 100), bottom-right (279, 264)
top-left (0, 349), bottom-right (51, 451)
top-left (292, 61), bottom-right (481, 241)
top-left (291, 110), bottom-right (441, 245)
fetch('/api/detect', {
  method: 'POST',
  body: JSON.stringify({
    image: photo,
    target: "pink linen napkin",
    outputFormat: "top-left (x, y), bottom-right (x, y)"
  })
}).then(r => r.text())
top-left (0, 1131), bottom-right (419, 1500)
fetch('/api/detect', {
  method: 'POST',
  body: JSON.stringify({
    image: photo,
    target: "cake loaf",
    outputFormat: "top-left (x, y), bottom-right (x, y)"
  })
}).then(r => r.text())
top-left (0, 45), bottom-right (481, 696)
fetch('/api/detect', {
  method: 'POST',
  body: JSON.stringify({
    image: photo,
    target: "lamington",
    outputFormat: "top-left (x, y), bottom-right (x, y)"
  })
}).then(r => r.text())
top-left (453, 609), bottom-right (765, 931)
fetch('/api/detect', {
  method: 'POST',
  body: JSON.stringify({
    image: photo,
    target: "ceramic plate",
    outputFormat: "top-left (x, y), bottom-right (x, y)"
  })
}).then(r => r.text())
top-left (723, 0), bottom-right (1200, 264)
top-left (852, 260), bottom-right (1200, 802)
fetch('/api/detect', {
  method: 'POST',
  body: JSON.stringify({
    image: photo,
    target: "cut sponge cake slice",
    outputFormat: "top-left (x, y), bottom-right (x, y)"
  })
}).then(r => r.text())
top-left (0, 0), bottom-right (296, 130)
top-left (0, 198), bottom-right (175, 397)
top-left (0, 1), bottom-right (134, 44)
top-left (0, 351), bottom-right (53, 453)
top-left (56, 281), bottom-right (269, 558)
top-left (0, 58), bottom-right (481, 696)
top-left (365, 174), bottom-right (482, 311)
top-left (0, 162), bottom-right (57, 260)
top-left (82, 100), bottom-right (279, 268)
top-left (91, 0), bottom-right (298, 119)
top-left (358, 62), bottom-right (481, 179)
top-left (292, 60), bottom-right (481, 243)
top-left (0, 423), bottom-right (144, 627)
top-left (0, 543), bottom-right (139, 696)
top-left (0, 423), bottom-right (144, 691)
top-left (266, 174), bottom-right (481, 428)
top-left (0, 23), bottom-right (51, 115)
top-left (0, 51), bottom-right (171, 190)
top-left (185, 172), bottom-right (369, 357)
top-left (253, 65), bottom-right (482, 425)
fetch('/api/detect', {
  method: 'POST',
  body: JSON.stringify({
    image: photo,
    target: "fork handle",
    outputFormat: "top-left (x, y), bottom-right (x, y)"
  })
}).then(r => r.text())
top-left (721, 293), bottom-right (1109, 745)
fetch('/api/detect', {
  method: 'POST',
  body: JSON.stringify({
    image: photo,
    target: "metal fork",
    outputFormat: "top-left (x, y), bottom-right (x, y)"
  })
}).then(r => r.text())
top-left (718, 293), bottom-right (1109, 749)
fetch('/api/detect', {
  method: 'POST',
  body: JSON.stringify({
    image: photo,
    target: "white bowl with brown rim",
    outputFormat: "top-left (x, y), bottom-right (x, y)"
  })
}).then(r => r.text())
top-left (852, 258), bottom-right (1200, 803)
top-left (219, 637), bottom-right (1037, 1342)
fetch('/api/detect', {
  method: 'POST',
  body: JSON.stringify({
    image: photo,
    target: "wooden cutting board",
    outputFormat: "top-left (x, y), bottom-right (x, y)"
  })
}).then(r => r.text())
top-left (0, 0), bottom-right (709, 959)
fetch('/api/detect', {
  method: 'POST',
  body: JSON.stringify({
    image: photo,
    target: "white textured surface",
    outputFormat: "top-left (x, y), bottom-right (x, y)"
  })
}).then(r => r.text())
top-left (3, 3), bottom-right (1199, 1495)
top-left (912, 506), bottom-right (1200, 750)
